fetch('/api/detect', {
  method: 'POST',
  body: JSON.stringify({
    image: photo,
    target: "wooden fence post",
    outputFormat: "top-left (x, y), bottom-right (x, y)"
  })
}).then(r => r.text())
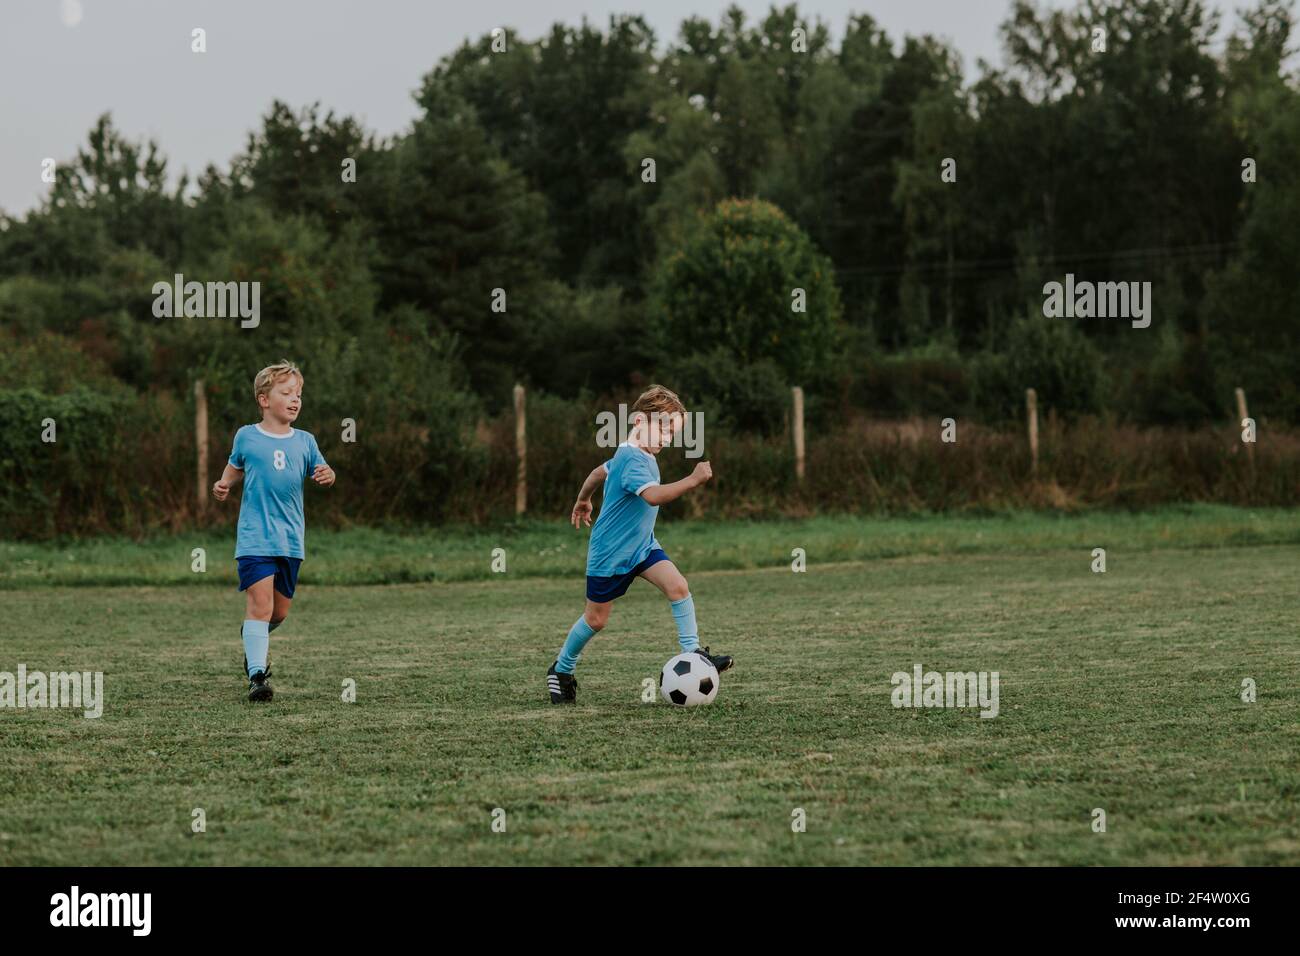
top-left (195, 379), bottom-right (208, 515)
top-left (791, 386), bottom-right (805, 483)
top-left (1236, 386), bottom-right (1255, 475)
top-left (1026, 388), bottom-right (1039, 477)
top-left (514, 383), bottom-right (526, 515)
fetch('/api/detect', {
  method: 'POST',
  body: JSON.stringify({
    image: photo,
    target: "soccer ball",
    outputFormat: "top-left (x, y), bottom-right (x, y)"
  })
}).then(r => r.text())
top-left (660, 652), bottom-right (719, 706)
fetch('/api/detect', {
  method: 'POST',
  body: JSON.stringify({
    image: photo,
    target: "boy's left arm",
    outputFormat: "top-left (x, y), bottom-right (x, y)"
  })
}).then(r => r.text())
top-left (308, 435), bottom-right (335, 487)
top-left (639, 461), bottom-right (711, 506)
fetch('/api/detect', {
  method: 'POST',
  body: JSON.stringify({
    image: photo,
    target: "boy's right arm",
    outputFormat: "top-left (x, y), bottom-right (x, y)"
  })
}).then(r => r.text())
top-left (571, 464), bottom-right (607, 529)
top-left (212, 463), bottom-right (243, 502)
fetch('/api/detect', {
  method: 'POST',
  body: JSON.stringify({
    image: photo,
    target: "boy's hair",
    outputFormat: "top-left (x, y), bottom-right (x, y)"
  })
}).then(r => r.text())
top-left (254, 361), bottom-right (303, 404)
top-left (631, 384), bottom-right (685, 418)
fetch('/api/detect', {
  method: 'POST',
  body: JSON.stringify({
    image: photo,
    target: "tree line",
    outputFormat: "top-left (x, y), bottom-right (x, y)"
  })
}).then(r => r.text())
top-left (1, 0), bottom-right (1298, 536)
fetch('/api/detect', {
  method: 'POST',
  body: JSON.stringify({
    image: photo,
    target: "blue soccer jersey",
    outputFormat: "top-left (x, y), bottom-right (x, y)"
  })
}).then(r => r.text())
top-left (586, 443), bottom-right (662, 576)
top-left (228, 424), bottom-right (327, 559)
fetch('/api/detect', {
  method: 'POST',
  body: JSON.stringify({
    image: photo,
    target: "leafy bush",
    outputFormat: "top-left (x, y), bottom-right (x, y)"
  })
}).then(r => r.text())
top-left (855, 343), bottom-right (972, 418)
top-left (973, 311), bottom-right (1104, 422)
top-left (1119, 323), bottom-right (1219, 426)
top-left (650, 198), bottom-right (842, 384)
top-left (663, 348), bottom-right (791, 436)
top-left (0, 331), bottom-right (120, 393)
top-left (0, 385), bottom-right (161, 538)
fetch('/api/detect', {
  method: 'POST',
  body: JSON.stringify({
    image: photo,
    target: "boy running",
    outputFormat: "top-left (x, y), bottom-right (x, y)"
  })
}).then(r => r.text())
top-left (212, 361), bottom-right (335, 701)
top-left (547, 385), bottom-right (732, 704)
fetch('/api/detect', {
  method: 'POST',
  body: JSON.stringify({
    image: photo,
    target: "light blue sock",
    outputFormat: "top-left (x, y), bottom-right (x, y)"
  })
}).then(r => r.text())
top-left (671, 594), bottom-right (699, 653)
top-left (556, 616), bottom-right (597, 674)
top-left (243, 619), bottom-right (270, 677)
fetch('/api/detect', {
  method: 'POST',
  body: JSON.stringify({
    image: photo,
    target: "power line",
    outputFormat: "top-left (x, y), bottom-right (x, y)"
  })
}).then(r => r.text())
top-left (830, 240), bottom-right (1240, 279)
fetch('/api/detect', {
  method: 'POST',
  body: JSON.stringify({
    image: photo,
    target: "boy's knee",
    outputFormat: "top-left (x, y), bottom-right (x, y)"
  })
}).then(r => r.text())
top-left (668, 582), bottom-right (690, 602)
top-left (269, 616), bottom-right (285, 629)
top-left (584, 609), bottom-right (609, 631)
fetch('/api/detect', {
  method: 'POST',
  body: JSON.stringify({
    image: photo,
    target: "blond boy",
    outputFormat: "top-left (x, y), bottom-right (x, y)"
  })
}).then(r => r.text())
top-left (212, 362), bottom-right (335, 701)
top-left (548, 385), bottom-right (732, 703)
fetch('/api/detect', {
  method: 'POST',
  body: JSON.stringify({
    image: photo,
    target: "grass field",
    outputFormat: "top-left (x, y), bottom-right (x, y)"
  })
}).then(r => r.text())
top-left (2, 509), bottom-right (1299, 865)
top-left (4, 503), bottom-right (1300, 588)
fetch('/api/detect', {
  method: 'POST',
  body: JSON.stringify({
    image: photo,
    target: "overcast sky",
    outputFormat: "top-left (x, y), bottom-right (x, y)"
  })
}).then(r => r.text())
top-left (1, 0), bottom-right (1237, 218)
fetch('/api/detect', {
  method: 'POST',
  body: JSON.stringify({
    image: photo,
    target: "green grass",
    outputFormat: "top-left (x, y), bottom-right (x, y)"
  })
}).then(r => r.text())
top-left (2, 510), bottom-right (1298, 865)
top-left (3, 503), bottom-right (1299, 588)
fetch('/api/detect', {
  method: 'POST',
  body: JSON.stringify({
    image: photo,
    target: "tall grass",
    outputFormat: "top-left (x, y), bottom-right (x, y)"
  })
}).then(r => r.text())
top-left (2, 383), bottom-right (1296, 540)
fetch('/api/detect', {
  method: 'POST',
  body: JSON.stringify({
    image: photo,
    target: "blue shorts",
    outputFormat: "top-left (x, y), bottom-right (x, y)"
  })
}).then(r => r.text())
top-left (586, 549), bottom-right (669, 603)
top-left (237, 556), bottom-right (302, 599)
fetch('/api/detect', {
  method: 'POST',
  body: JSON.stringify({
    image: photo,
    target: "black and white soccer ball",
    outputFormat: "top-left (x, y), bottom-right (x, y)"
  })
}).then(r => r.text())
top-left (660, 652), bottom-right (719, 706)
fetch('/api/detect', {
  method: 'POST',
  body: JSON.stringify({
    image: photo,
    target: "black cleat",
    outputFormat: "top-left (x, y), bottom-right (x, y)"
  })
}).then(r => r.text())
top-left (241, 626), bottom-right (273, 700)
top-left (247, 670), bottom-right (273, 702)
top-left (694, 645), bottom-right (734, 674)
top-left (547, 662), bottom-right (578, 704)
